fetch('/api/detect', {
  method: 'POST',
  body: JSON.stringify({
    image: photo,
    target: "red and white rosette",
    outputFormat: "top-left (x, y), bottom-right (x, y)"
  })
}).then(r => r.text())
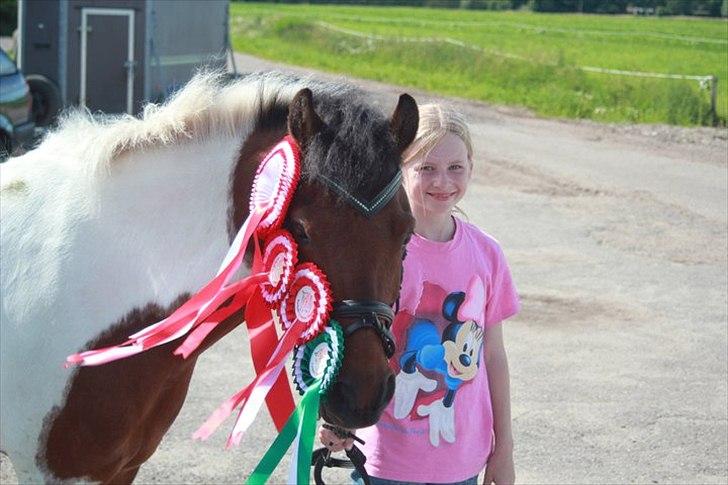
top-left (65, 136), bottom-right (302, 368)
top-left (249, 134), bottom-right (301, 236)
top-left (279, 263), bottom-right (333, 343)
top-left (260, 229), bottom-right (298, 307)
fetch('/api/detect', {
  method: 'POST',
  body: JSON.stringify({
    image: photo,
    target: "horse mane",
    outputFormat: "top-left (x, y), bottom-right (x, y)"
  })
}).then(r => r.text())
top-left (39, 71), bottom-right (291, 174)
top-left (38, 70), bottom-right (401, 197)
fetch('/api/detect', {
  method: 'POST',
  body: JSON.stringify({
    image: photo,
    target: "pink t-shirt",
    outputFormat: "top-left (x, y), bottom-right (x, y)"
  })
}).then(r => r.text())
top-left (358, 217), bottom-right (520, 483)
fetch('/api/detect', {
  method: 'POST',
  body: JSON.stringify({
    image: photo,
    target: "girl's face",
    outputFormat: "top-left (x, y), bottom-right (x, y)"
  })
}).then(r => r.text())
top-left (403, 133), bottom-right (472, 218)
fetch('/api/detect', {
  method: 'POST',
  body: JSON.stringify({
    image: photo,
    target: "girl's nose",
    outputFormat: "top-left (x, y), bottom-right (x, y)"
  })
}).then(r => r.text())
top-left (432, 171), bottom-right (448, 188)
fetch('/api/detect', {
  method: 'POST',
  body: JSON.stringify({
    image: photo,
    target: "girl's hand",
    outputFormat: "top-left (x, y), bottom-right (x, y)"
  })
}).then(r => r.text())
top-left (483, 447), bottom-right (514, 485)
top-left (318, 426), bottom-right (354, 453)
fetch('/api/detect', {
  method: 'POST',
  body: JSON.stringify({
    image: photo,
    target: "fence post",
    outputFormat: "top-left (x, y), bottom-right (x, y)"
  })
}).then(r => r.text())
top-left (710, 75), bottom-right (718, 126)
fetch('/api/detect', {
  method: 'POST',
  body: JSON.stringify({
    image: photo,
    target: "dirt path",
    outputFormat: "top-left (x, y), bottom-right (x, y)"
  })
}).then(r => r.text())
top-left (3, 53), bottom-right (726, 484)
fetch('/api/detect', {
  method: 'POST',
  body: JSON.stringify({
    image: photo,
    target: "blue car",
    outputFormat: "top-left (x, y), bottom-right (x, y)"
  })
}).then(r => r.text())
top-left (0, 48), bottom-right (36, 160)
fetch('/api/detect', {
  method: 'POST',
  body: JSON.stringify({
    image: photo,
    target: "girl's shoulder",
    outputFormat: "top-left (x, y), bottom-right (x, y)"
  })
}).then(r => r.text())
top-left (455, 217), bottom-right (505, 255)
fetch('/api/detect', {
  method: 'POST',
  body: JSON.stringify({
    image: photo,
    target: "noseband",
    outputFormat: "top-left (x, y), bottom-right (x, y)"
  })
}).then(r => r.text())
top-left (332, 300), bottom-right (396, 358)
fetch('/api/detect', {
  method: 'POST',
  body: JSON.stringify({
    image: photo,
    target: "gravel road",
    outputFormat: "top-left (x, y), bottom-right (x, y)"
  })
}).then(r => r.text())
top-left (2, 52), bottom-right (726, 484)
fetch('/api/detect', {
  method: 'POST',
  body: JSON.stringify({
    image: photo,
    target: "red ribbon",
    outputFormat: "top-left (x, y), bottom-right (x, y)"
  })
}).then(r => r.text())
top-left (64, 135), bottom-right (304, 440)
top-left (66, 208), bottom-right (266, 367)
top-left (193, 261), bottom-right (333, 446)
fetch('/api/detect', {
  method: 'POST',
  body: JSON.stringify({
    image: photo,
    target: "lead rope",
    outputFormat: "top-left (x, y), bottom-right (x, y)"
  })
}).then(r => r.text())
top-left (311, 425), bottom-right (371, 485)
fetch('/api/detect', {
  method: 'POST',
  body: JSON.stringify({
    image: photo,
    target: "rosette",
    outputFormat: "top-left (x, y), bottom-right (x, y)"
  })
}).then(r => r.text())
top-left (247, 321), bottom-right (345, 485)
top-left (249, 135), bottom-right (301, 235)
top-left (292, 321), bottom-right (344, 396)
top-left (278, 263), bottom-right (332, 342)
top-left (65, 137), bottom-right (303, 367)
top-left (259, 229), bottom-right (298, 306)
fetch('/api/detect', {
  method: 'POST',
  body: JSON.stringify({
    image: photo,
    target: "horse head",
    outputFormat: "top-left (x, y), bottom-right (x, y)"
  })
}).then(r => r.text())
top-left (285, 88), bottom-right (418, 428)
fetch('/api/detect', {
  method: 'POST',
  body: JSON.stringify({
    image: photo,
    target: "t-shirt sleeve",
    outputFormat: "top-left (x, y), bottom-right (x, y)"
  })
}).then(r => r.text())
top-left (485, 245), bottom-right (520, 326)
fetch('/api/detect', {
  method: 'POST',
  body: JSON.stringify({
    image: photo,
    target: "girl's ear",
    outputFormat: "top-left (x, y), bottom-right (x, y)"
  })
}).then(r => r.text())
top-left (390, 94), bottom-right (419, 155)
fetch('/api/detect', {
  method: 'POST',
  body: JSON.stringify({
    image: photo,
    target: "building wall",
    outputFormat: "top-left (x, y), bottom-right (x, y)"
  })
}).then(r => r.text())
top-left (146, 0), bottom-right (227, 102)
top-left (19, 0), bottom-right (61, 86)
top-left (19, 0), bottom-right (229, 114)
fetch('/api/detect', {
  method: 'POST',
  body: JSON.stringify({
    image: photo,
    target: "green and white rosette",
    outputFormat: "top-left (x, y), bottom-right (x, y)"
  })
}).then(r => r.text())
top-left (246, 321), bottom-right (344, 485)
top-left (292, 322), bottom-right (344, 397)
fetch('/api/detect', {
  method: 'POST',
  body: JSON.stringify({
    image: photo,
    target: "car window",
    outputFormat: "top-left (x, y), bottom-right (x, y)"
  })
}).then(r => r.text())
top-left (0, 50), bottom-right (18, 76)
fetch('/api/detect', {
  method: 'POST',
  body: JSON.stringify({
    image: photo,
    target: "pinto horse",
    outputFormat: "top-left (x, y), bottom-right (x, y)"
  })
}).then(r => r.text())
top-left (0, 71), bottom-right (418, 483)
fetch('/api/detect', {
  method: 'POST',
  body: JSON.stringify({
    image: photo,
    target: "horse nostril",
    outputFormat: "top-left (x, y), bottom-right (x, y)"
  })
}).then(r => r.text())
top-left (333, 380), bottom-right (358, 410)
top-left (459, 354), bottom-right (471, 366)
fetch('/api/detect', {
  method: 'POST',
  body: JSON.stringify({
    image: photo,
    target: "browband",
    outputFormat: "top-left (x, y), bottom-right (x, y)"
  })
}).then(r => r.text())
top-left (319, 171), bottom-right (403, 218)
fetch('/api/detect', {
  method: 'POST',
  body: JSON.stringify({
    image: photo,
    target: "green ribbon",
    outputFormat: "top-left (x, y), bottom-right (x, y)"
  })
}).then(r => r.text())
top-left (246, 321), bottom-right (344, 484)
top-left (246, 380), bottom-right (320, 485)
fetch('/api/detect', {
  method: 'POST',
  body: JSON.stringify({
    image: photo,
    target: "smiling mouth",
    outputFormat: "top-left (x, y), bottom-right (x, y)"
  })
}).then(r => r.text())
top-left (427, 192), bottom-right (456, 201)
top-left (448, 362), bottom-right (462, 376)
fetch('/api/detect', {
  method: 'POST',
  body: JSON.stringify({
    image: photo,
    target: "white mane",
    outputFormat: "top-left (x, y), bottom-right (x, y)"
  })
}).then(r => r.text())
top-left (36, 71), bottom-right (313, 176)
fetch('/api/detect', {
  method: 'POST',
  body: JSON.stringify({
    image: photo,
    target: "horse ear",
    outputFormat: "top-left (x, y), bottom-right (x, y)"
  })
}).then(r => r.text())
top-left (390, 93), bottom-right (419, 155)
top-left (288, 88), bottom-right (323, 149)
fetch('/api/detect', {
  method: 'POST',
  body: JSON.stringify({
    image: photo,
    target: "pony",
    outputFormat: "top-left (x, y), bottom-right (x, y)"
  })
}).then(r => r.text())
top-left (0, 71), bottom-right (418, 483)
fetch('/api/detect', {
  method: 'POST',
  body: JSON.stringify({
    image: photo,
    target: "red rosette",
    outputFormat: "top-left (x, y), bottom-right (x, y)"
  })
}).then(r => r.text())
top-left (249, 135), bottom-right (301, 236)
top-left (278, 262), bottom-right (333, 343)
top-left (260, 229), bottom-right (298, 306)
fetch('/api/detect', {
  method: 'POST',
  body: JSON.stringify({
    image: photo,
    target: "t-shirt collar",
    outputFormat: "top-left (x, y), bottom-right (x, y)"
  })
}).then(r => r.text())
top-left (409, 216), bottom-right (463, 253)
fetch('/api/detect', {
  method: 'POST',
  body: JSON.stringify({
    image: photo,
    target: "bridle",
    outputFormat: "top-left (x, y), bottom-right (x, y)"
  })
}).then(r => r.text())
top-left (318, 170), bottom-right (403, 358)
top-left (332, 300), bottom-right (395, 358)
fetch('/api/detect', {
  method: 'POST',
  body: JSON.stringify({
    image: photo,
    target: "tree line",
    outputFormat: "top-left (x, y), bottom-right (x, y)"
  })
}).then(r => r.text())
top-left (235, 0), bottom-right (728, 17)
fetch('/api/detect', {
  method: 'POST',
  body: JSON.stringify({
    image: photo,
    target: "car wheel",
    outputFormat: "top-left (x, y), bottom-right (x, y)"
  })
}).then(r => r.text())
top-left (26, 74), bottom-right (62, 127)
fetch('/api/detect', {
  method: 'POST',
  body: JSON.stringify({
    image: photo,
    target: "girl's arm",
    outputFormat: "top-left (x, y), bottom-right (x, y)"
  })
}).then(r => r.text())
top-left (483, 323), bottom-right (515, 485)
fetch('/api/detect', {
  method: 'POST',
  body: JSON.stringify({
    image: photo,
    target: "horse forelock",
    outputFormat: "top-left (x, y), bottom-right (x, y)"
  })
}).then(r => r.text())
top-left (303, 93), bottom-right (401, 202)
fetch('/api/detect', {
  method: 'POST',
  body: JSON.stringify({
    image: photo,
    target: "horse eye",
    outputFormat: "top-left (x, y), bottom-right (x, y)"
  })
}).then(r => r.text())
top-left (287, 220), bottom-right (310, 245)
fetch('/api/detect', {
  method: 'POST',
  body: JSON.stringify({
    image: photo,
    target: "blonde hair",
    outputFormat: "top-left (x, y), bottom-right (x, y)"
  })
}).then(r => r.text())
top-left (402, 103), bottom-right (473, 167)
top-left (402, 103), bottom-right (473, 219)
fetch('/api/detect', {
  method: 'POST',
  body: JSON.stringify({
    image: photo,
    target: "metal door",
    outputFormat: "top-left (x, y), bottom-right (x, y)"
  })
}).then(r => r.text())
top-left (79, 8), bottom-right (134, 114)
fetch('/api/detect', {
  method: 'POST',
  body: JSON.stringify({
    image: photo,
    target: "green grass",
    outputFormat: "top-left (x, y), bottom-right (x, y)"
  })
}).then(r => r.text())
top-left (230, 3), bottom-right (728, 126)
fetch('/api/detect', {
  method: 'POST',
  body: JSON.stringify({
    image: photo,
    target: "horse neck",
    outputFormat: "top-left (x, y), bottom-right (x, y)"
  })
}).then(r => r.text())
top-left (11, 133), bottom-right (250, 343)
top-left (95, 135), bottom-right (248, 299)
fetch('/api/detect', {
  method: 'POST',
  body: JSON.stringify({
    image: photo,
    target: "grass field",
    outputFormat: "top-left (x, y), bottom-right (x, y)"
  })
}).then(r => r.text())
top-left (229, 3), bottom-right (728, 127)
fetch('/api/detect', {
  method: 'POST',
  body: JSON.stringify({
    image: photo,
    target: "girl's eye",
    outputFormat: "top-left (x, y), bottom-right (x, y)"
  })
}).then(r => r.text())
top-left (417, 165), bottom-right (434, 172)
top-left (449, 164), bottom-right (464, 170)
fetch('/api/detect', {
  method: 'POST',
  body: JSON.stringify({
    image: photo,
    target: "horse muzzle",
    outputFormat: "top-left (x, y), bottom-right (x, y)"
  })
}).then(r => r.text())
top-left (320, 299), bottom-right (397, 428)
top-left (320, 372), bottom-right (395, 428)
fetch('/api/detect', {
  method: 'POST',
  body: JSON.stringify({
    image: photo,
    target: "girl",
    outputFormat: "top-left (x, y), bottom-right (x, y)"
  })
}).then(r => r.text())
top-left (321, 104), bottom-right (520, 485)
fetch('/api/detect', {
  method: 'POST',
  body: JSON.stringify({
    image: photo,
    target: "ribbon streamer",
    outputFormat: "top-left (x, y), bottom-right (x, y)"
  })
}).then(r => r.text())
top-left (192, 266), bottom-right (333, 445)
top-left (246, 380), bottom-right (321, 485)
top-left (247, 322), bottom-right (343, 484)
top-left (66, 136), bottom-right (300, 368)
